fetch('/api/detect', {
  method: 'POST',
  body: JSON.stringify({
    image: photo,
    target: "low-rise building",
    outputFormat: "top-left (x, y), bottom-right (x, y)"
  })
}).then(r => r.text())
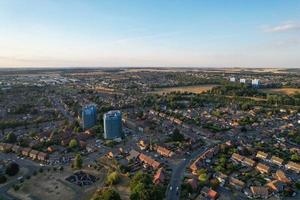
top-left (266, 180), bottom-right (285, 192)
top-left (231, 153), bottom-right (244, 163)
top-left (250, 186), bottom-right (268, 199)
top-left (37, 152), bottom-right (48, 161)
top-left (153, 167), bottom-right (165, 184)
top-left (21, 148), bottom-right (31, 157)
top-left (200, 186), bottom-right (218, 200)
top-left (12, 145), bottom-right (21, 154)
top-left (229, 177), bottom-right (245, 190)
top-left (256, 163), bottom-right (270, 174)
top-left (139, 153), bottom-right (161, 169)
top-left (156, 146), bottom-right (174, 157)
top-left (275, 170), bottom-right (290, 183)
top-left (214, 172), bottom-right (228, 186)
top-left (285, 161), bottom-right (300, 173)
top-left (242, 158), bottom-right (256, 167)
top-left (270, 156), bottom-right (283, 166)
top-left (256, 151), bottom-right (268, 160)
top-left (29, 150), bottom-right (39, 160)
top-left (127, 149), bottom-right (140, 161)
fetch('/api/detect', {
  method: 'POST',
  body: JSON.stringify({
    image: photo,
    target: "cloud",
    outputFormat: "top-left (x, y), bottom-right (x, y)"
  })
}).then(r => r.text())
top-left (263, 21), bottom-right (300, 32)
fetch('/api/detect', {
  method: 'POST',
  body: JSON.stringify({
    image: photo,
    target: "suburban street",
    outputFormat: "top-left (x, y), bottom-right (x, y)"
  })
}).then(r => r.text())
top-left (166, 145), bottom-right (211, 200)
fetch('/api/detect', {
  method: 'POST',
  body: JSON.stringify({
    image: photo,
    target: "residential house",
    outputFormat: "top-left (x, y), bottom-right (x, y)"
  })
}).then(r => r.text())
top-left (139, 153), bottom-right (161, 169)
top-left (267, 180), bottom-right (285, 192)
top-left (256, 163), bottom-right (270, 174)
top-left (3, 143), bottom-right (13, 152)
top-left (200, 186), bottom-right (218, 200)
top-left (270, 156), bottom-right (283, 166)
top-left (186, 178), bottom-right (198, 191)
top-left (127, 149), bottom-right (140, 161)
top-left (242, 158), bottom-right (256, 167)
top-left (250, 186), bottom-right (269, 199)
top-left (12, 145), bottom-right (21, 154)
top-left (29, 150), bottom-right (39, 160)
top-left (285, 161), bottom-right (300, 173)
top-left (214, 172), bottom-right (227, 186)
top-left (138, 140), bottom-right (148, 150)
top-left (231, 153), bottom-right (244, 163)
top-left (153, 167), bottom-right (165, 184)
top-left (229, 177), bottom-right (245, 190)
top-left (37, 152), bottom-right (48, 161)
top-left (0, 143), bottom-right (5, 151)
top-left (256, 151), bottom-right (268, 160)
top-left (21, 148), bottom-right (31, 157)
top-left (156, 146), bottom-right (174, 157)
top-left (275, 170), bottom-right (290, 183)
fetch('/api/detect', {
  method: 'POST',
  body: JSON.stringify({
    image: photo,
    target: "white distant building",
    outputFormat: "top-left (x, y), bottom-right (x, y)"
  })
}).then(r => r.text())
top-left (230, 77), bottom-right (236, 82)
top-left (252, 79), bottom-right (260, 87)
top-left (240, 78), bottom-right (246, 83)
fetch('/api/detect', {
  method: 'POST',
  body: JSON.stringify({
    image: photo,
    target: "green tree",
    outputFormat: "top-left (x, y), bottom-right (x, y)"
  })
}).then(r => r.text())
top-left (69, 139), bottom-right (78, 149)
top-left (106, 171), bottom-right (120, 186)
top-left (5, 162), bottom-right (19, 176)
top-left (171, 128), bottom-right (184, 142)
top-left (74, 154), bottom-right (82, 169)
top-left (91, 188), bottom-right (121, 200)
top-left (130, 172), bottom-right (164, 200)
top-left (6, 132), bottom-right (17, 143)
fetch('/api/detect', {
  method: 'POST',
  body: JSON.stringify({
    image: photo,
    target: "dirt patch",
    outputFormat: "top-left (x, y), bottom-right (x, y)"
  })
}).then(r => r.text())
top-left (261, 88), bottom-right (300, 96)
top-left (8, 170), bottom-right (77, 200)
top-left (151, 84), bottom-right (219, 94)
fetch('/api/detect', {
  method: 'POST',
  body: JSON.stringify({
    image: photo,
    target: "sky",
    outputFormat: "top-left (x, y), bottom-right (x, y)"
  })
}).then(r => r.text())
top-left (0, 0), bottom-right (300, 68)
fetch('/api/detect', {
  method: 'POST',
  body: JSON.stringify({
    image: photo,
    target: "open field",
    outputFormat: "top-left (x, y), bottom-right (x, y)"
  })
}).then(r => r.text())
top-left (151, 84), bottom-right (219, 94)
top-left (7, 167), bottom-right (108, 200)
top-left (261, 88), bottom-right (300, 95)
top-left (8, 171), bottom-right (77, 200)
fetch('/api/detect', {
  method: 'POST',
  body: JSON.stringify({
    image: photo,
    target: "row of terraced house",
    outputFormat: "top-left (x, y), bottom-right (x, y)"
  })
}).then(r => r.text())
top-left (0, 142), bottom-right (48, 161)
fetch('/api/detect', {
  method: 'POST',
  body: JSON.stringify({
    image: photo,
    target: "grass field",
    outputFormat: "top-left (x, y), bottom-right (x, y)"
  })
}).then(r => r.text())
top-left (151, 84), bottom-right (219, 94)
top-left (261, 88), bottom-right (300, 95)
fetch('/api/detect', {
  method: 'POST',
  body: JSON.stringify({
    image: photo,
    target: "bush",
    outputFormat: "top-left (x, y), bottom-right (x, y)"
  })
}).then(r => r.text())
top-left (13, 184), bottom-right (20, 191)
top-left (5, 162), bottom-right (19, 176)
top-left (105, 171), bottom-right (120, 186)
top-left (0, 175), bottom-right (7, 184)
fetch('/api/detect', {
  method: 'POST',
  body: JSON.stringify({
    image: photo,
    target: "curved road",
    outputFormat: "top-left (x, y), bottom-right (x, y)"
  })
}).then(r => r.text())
top-left (166, 146), bottom-right (210, 200)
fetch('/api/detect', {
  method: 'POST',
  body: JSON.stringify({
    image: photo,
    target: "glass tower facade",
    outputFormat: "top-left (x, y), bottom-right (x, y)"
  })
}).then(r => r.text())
top-left (82, 105), bottom-right (97, 130)
top-left (103, 110), bottom-right (122, 139)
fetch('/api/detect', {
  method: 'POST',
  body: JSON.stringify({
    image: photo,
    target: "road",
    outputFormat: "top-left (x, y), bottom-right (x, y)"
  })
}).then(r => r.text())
top-left (51, 96), bottom-right (75, 123)
top-left (166, 146), bottom-right (210, 200)
top-left (0, 153), bottom-right (40, 200)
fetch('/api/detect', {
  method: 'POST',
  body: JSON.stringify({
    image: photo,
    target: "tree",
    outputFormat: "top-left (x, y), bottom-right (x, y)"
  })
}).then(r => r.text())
top-left (0, 175), bottom-right (7, 184)
top-left (6, 132), bottom-right (17, 143)
top-left (291, 153), bottom-right (300, 161)
top-left (5, 162), bottom-right (19, 176)
top-left (74, 154), bottom-right (82, 169)
top-left (171, 128), bottom-right (184, 142)
top-left (69, 139), bottom-right (78, 149)
top-left (91, 188), bottom-right (121, 200)
top-left (130, 172), bottom-right (164, 200)
top-left (105, 171), bottom-right (120, 186)
top-left (210, 178), bottom-right (220, 189)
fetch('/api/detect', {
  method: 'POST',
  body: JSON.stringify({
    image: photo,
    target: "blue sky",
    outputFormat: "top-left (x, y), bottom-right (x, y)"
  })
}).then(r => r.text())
top-left (0, 0), bottom-right (300, 68)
